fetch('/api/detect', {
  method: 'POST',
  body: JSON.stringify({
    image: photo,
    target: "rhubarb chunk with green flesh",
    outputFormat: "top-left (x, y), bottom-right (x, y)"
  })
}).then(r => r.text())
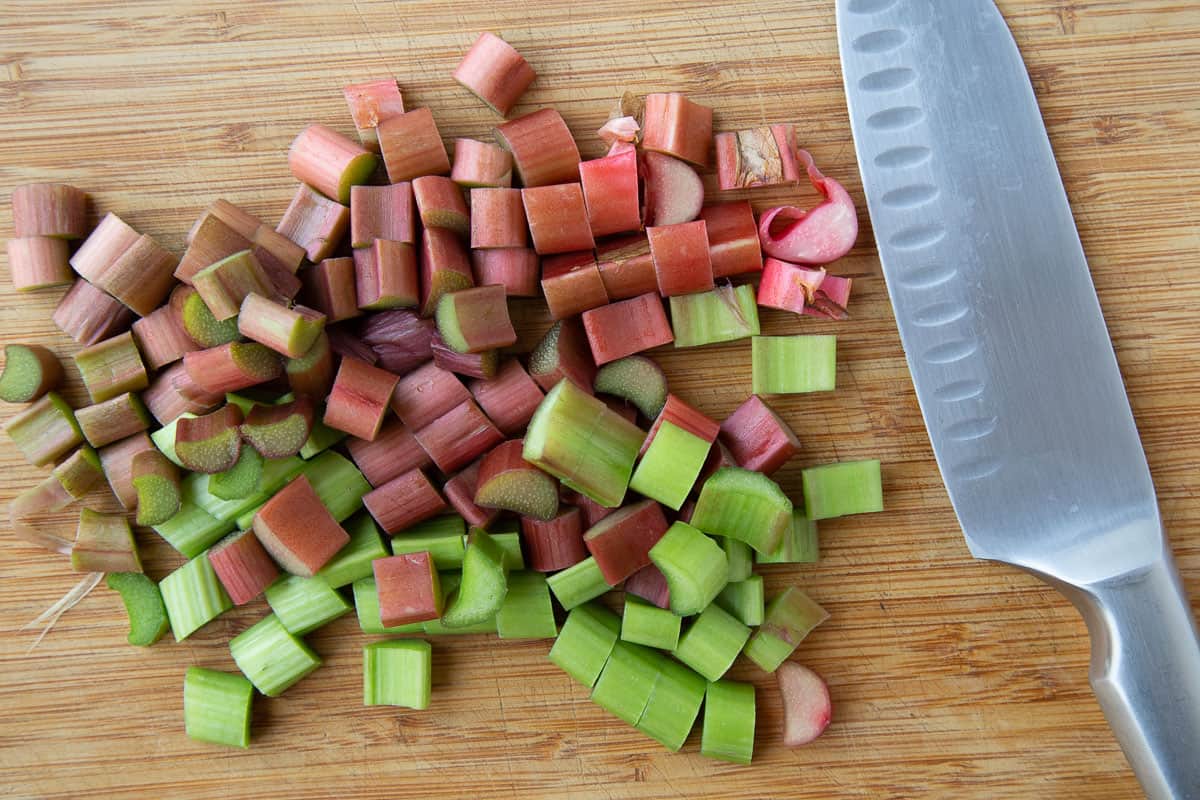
top-left (669, 283), bottom-right (760, 348)
top-left (522, 507), bottom-right (587, 572)
top-left (131, 449), bottom-right (182, 526)
top-left (230, 613), bottom-right (321, 696)
top-left (71, 509), bottom-right (141, 573)
top-left (0, 344), bottom-right (63, 403)
top-left (439, 528), bottom-right (508, 628)
top-left (209, 446), bottom-right (264, 501)
top-left (716, 576), bottom-right (765, 627)
top-left (743, 587), bottom-right (830, 672)
top-left (364, 640), bottom-right (432, 709)
top-left (528, 318), bottom-right (596, 394)
top-left (701, 680), bottom-right (756, 765)
top-left (352, 577), bottom-right (424, 634)
top-left (673, 602), bottom-right (751, 681)
top-left (106, 572), bottom-right (170, 646)
top-left (4, 392), bottom-right (83, 466)
top-left (548, 602), bottom-right (621, 687)
top-left (286, 332), bottom-right (334, 398)
top-left (160, 552), bottom-right (234, 641)
top-left (300, 419), bottom-right (346, 459)
top-left (490, 529), bottom-right (525, 570)
top-left (253, 475), bottom-right (350, 577)
top-left (757, 511), bottom-right (819, 564)
top-left (240, 397), bottom-right (315, 458)
top-left (582, 499), bottom-right (669, 585)
top-left (637, 657), bottom-right (707, 752)
top-left (207, 529), bottom-right (280, 605)
top-left (152, 501), bottom-right (234, 559)
top-left (175, 405), bottom-right (244, 474)
top-left (184, 667), bottom-right (254, 749)
top-left (523, 378), bottom-right (644, 508)
top-left (192, 250), bottom-right (275, 320)
top-left (288, 123), bottom-right (377, 205)
top-left (496, 571), bottom-right (558, 639)
top-left (777, 662), bottom-right (833, 746)
top-left (374, 553), bottom-right (443, 627)
top-left (181, 288), bottom-right (241, 347)
top-left (691, 467), bottom-right (793, 555)
top-left (629, 421), bottom-right (711, 511)
top-left (752, 335), bottom-right (836, 394)
top-left (546, 555), bottom-right (612, 610)
top-left (648, 522), bottom-right (729, 617)
top-left (238, 294), bottom-right (326, 358)
top-left (317, 512), bottom-right (388, 588)
top-left (265, 573), bottom-right (352, 635)
top-left (435, 285), bottom-right (517, 354)
top-left (191, 455), bottom-right (305, 524)
top-left (592, 355), bottom-right (667, 420)
top-left (621, 595), bottom-right (681, 651)
top-left (801, 459), bottom-right (883, 520)
top-left (721, 536), bottom-right (753, 583)
top-left (590, 640), bottom-right (665, 726)
top-left (74, 332), bottom-right (148, 403)
top-left (391, 514), bottom-right (467, 569)
top-left (473, 439), bottom-right (558, 520)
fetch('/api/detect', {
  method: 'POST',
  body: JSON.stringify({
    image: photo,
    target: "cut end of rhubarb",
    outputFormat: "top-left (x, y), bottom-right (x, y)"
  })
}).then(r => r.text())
top-left (240, 396), bottom-right (316, 459)
top-left (474, 440), bottom-right (559, 520)
top-left (0, 344), bottom-right (64, 404)
top-left (777, 662), bottom-right (832, 747)
top-left (643, 152), bottom-right (704, 227)
top-left (181, 288), bottom-right (241, 348)
top-left (593, 356), bottom-right (668, 420)
top-left (175, 405), bottom-right (245, 474)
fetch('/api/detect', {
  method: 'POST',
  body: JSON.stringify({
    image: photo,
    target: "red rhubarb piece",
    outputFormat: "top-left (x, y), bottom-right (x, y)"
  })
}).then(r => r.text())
top-left (413, 175), bottom-right (469, 237)
top-left (522, 183), bottom-right (595, 255)
top-left (641, 92), bottom-right (713, 167)
top-left (521, 507), bottom-right (587, 572)
top-left (474, 439), bottom-right (558, 520)
top-left (390, 361), bottom-right (470, 430)
top-left (596, 235), bottom-right (658, 300)
top-left (541, 251), bottom-right (609, 320)
top-left (208, 529), bottom-right (280, 606)
top-left (303, 257), bottom-right (362, 323)
top-left (347, 417), bottom-right (432, 488)
top-left (355, 239), bottom-right (419, 310)
top-left (641, 393), bottom-right (720, 456)
top-left (431, 333), bottom-right (498, 380)
top-left (413, 399), bottom-right (503, 475)
top-left (7, 237), bottom-right (72, 291)
top-left (142, 362), bottom-right (222, 425)
top-left (378, 107), bottom-right (451, 182)
top-left (528, 318), bottom-right (597, 394)
top-left (12, 183), bottom-right (88, 239)
top-left (363, 468), bottom-right (447, 534)
top-left (579, 149), bottom-right (641, 238)
top-left (254, 475), bottom-right (351, 576)
top-left (624, 563), bottom-right (671, 609)
top-left (343, 79), bottom-right (405, 151)
top-left (324, 356), bottom-right (400, 441)
top-left (374, 553), bottom-right (443, 626)
top-left (647, 220), bottom-right (713, 297)
top-left (758, 150), bottom-right (858, 265)
top-left (450, 138), bottom-right (513, 188)
top-left (452, 32), bottom-right (536, 117)
top-left (276, 184), bottom-right (349, 263)
top-left (494, 108), bottom-right (581, 187)
top-left (581, 293), bottom-right (674, 366)
top-left (350, 182), bottom-right (416, 248)
top-left (52, 279), bottom-right (134, 345)
top-left (288, 123), bottom-right (377, 204)
top-left (467, 358), bottom-right (544, 436)
top-left (360, 309), bottom-right (435, 375)
top-left (701, 201), bottom-right (764, 278)
top-left (719, 395), bottom-right (800, 476)
top-left (443, 459), bottom-right (500, 529)
top-left (435, 284), bottom-right (517, 354)
top-left (583, 499), bottom-right (670, 585)
top-left (471, 248), bottom-right (540, 297)
top-left (562, 489), bottom-right (614, 528)
top-left (470, 188), bottom-right (527, 249)
top-left (419, 227), bottom-right (474, 317)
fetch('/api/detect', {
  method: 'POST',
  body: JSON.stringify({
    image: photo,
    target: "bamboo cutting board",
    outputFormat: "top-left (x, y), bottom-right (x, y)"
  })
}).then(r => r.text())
top-left (1, 1), bottom-right (1198, 798)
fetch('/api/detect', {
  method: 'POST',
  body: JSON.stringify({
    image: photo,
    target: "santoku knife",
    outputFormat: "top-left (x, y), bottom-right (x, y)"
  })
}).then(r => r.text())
top-left (836, 1), bottom-right (1200, 797)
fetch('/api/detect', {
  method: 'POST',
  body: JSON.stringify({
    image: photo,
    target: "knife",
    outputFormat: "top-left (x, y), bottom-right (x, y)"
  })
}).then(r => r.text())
top-left (836, 1), bottom-right (1200, 797)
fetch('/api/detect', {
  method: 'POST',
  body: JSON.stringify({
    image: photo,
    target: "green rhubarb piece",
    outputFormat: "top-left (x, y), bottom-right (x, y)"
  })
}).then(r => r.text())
top-left (523, 378), bottom-right (645, 508)
top-left (71, 508), bottom-right (141, 573)
top-left (105, 572), bottom-right (170, 646)
top-left (621, 595), bottom-right (682, 651)
top-left (743, 587), bottom-right (830, 672)
top-left (300, 419), bottom-right (346, 459)
top-left (0, 343), bottom-right (63, 403)
top-left (648, 522), bottom-right (728, 617)
top-left (672, 603), bottom-right (751, 682)
top-left (353, 577), bottom-right (424, 634)
top-left (590, 640), bottom-right (666, 726)
top-left (53, 445), bottom-right (104, 499)
top-left (439, 528), bottom-right (508, 628)
top-left (752, 334), bottom-right (836, 394)
top-left (240, 398), bottom-right (315, 459)
top-left (721, 536), bottom-right (753, 582)
top-left (636, 657), bottom-right (706, 752)
top-left (490, 531), bottom-right (525, 570)
top-left (132, 461), bottom-right (183, 527)
top-left (74, 332), bottom-right (148, 403)
top-left (184, 667), bottom-right (254, 749)
top-left (336, 151), bottom-right (378, 205)
top-left (495, 571), bottom-right (557, 639)
top-left (151, 412), bottom-right (196, 466)
top-left (302, 450), bottom-right (371, 522)
top-left (182, 289), bottom-right (240, 347)
top-left (628, 420), bottom-right (711, 510)
top-left (317, 512), bottom-right (388, 588)
top-left (188, 455), bottom-right (304, 523)
top-left (223, 392), bottom-right (258, 415)
top-left (265, 574), bottom-right (352, 635)
top-left (757, 510), bottom-right (819, 564)
top-left (208, 446), bottom-right (264, 500)
top-left (801, 459), bottom-right (883, 520)
top-left (420, 571), bottom-right (497, 633)
top-left (390, 515), bottom-right (467, 569)
top-left (230, 613), bottom-right (321, 696)
top-left (593, 355), bottom-right (667, 419)
top-left (363, 639), bottom-right (431, 710)
top-left (691, 467), bottom-right (793, 555)
top-left (548, 602), bottom-right (621, 688)
top-left (3, 392), bottom-right (83, 466)
top-left (193, 250), bottom-right (274, 321)
top-left (175, 407), bottom-right (243, 474)
top-left (716, 576), bottom-right (765, 627)
top-left (474, 468), bottom-right (559, 522)
top-left (152, 499), bottom-right (234, 558)
top-left (701, 679), bottom-right (756, 765)
top-left (160, 552), bottom-right (233, 641)
top-left (669, 283), bottom-right (760, 348)
top-left (546, 556), bottom-right (612, 610)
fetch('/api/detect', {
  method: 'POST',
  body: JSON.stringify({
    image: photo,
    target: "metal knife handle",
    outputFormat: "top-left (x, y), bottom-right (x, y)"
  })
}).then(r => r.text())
top-left (1060, 549), bottom-right (1200, 800)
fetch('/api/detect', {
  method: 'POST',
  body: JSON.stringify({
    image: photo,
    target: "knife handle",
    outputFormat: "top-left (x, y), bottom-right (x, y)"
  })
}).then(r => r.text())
top-left (1062, 550), bottom-right (1200, 800)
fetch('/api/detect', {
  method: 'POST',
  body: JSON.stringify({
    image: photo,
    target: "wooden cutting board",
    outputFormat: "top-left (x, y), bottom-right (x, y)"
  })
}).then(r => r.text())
top-left (1, 1), bottom-right (1197, 798)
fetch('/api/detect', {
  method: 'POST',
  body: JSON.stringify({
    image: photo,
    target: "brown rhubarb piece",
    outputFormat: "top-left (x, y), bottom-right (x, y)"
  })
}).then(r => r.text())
top-left (253, 475), bottom-right (351, 576)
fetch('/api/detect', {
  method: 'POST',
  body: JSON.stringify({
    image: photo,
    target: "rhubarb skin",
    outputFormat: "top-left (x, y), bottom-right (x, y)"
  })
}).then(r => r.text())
top-left (377, 107), bottom-right (451, 183)
top-left (443, 459), bottom-right (501, 529)
top-left (562, 489), bottom-right (614, 528)
top-left (714, 124), bottom-right (801, 190)
top-left (451, 138), bottom-right (514, 188)
top-left (254, 475), bottom-right (351, 576)
top-left (472, 248), bottom-right (539, 297)
top-left (302, 257), bottom-right (362, 323)
top-left (362, 468), bottom-right (447, 534)
top-left (12, 183), bottom-right (88, 239)
top-left (324, 357), bottom-right (400, 441)
top-left (361, 310), bottom-right (435, 374)
top-left (579, 149), bottom-right (641, 238)
top-left (468, 358), bottom-right (544, 436)
top-left (288, 124), bottom-right (378, 204)
top-left (641, 92), bottom-right (713, 168)
top-left (276, 184), bottom-right (350, 263)
top-left (346, 417), bottom-right (432, 487)
top-left (176, 211), bottom-right (253, 284)
top-left (238, 294), bottom-right (327, 359)
top-left (435, 285), bottom-right (517, 354)
top-left (413, 175), bottom-right (470, 237)
top-left (413, 399), bottom-right (503, 475)
top-left (184, 343), bottom-right (283, 396)
top-left (191, 249), bottom-right (275, 321)
top-left (596, 235), bottom-right (658, 300)
top-left (701, 201), bottom-right (764, 278)
top-left (7, 237), bottom-right (73, 291)
top-left (624, 564), bottom-right (670, 609)
top-left (758, 150), bottom-right (858, 266)
top-left (470, 188), bottom-right (527, 249)
top-left (93, 233), bottom-right (179, 316)
top-left (53, 279), bottom-right (135, 345)
top-left (343, 79), bottom-right (405, 151)
top-left (581, 293), bottom-right (674, 366)
top-left (541, 252), bottom-right (610, 320)
top-left (474, 439), bottom-right (558, 520)
top-left (453, 32), bottom-right (536, 116)
top-left (582, 499), bottom-right (670, 585)
top-left (208, 529), bottom-right (280, 605)
top-left (648, 220), bottom-right (714, 297)
top-left (355, 239), bottom-right (419, 310)
top-left (494, 108), bottom-right (581, 187)
top-left (521, 507), bottom-right (587, 572)
top-left (529, 318), bottom-right (597, 394)
top-left (419, 227), bottom-right (474, 318)
top-left (390, 361), bottom-right (470, 430)
top-left (523, 184), bottom-right (595, 256)
top-left (99, 432), bottom-right (155, 510)
top-left (431, 334), bottom-right (498, 380)
top-left (374, 553), bottom-right (443, 627)
top-left (643, 152), bottom-right (704, 228)
top-left (350, 182), bottom-right (417, 248)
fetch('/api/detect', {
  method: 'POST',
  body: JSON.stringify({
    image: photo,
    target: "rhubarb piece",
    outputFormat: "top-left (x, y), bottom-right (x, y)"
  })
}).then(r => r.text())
top-left (752, 335), bottom-right (836, 394)
top-left (593, 356), bottom-right (667, 420)
top-left (673, 602), bottom-right (751, 681)
top-left (7, 237), bottom-right (72, 290)
top-left (99, 432), bottom-right (154, 509)
top-left (343, 78), bottom-right (405, 151)
top-left (413, 398), bottom-right (503, 474)
top-left (778, 662), bottom-right (833, 746)
top-left (419, 227), bottom-right (474, 317)
top-left (442, 460), bottom-right (500, 529)
top-left (496, 571), bottom-right (557, 639)
top-left (8, 447), bottom-right (103, 541)
top-left (522, 183), bottom-right (595, 255)
top-left (641, 393), bottom-right (719, 452)
top-left (758, 151), bottom-right (858, 264)
top-left (286, 333), bottom-right (334, 398)
top-left (364, 640), bottom-right (431, 709)
top-left (74, 332), bottom-right (148, 404)
top-left (391, 514), bottom-right (466, 569)
top-left (265, 573), bottom-right (352, 635)
top-left (152, 499), bottom-right (234, 559)
top-left (53, 279), bottom-right (134, 345)
top-left (70, 509), bottom-right (141, 573)
top-left (316, 512), bottom-right (388, 587)
top-left (240, 396), bottom-right (315, 458)
top-left (131, 449), bottom-right (182, 525)
top-left (12, 183), bottom-right (88, 239)
top-left (470, 188), bottom-right (526, 249)
top-left (413, 175), bottom-right (469, 236)
top-left (540, 251), bottom-right (609, 319)
top-left (624, 564), bottom-right (670, 609)
top-left (758, 510), bottom-right (819, 564)
top-left (547, 555), bottom-right (612, 611)
top-left (721, 536), bottom-right (753, 583)
top-left (523, 378), bottom-right (644, 507)
top-left (160, 551), bottom-right (233, 640)
top-left (3, 392), bottom-right (82, 466)
top-left (323, 356), bottom-right (398, 440)
top-left (642, 92), bottom-right (713, 167)
top-left (346, 418), bottom-right (430, 487)
top-left (350, 182), bottom-right (416, 247)
top-left (596, 235), bottom-right (657, 300)
top-left (669, 283), bottom-right (760, 347)
top-left (177, 212), bottom-right (254, 284)
top-left (471, 248), bottom-right (539, 297)
top-left (277, 184), bottom-right (350, 263)
top-left (451, 138), bottom-right (514, 188)
top-left (362, 467), bottom-right (447, 534)
top-left (716, 576), bottom-right (765, 627)
top-left (601, 395), bottom-right (638, 424)
top-left (435, 285), bottom-right (516, 354)
top-left (378, 107), bottom-right (451, 182)
top-left (743, 587), bottom-right (830, 672)
top-left (372, 552), bottom-right (442, 627)
top-left (360, 309), bottom-right (434, 373)
top-left (453, 32), bottom-right (536, 116)
top-left (143, 362), bottom-right (222, 426)
top-left (715, 124), bottom-right (801, 190)
top-left (440, 528), bottom-right (508, 628)
top-left (521, 507), bottom-right (586, 571)
top-left (207, 529), bottom-right (280, 605)
top-left (757, 258), bottom-right (825, 315)
top-left (301, 257), bottom-right (360, 323)
top-left (288, 123), bottom-right (377, 204)
top-left (474, 439), bottom-right (558, 519)
top-left (390, 361), bottom-right (470, 429)
top-left (637, 656), bottom-right (706, 752)
top-left (529, 319), bottom-right (596, 393)
top-left (105, 572), bottom-right (169, 646)
top-left (230, 613), bottom-right (321, 696)
top-left (701, 201), bottom-right (763, 278)
top-left (701, 680), bottom-right (756, 765)
top-left (805, 272), bottom-right (852, 320)
top-left (629, 421), bottom-right (711, 510)
top-left (184, 667), bottom-right (253, 749)
top-left (648, 521), bottom-right (729, 616)
top-left (198, 453), bottom-right (299, 519)
top-left (237, 294), bottom-right (326, 358)
top-left (622, 595), bottom-right (681, 651)
top-left (133, 301), bottom-right (199, 370)
top-left (590, 639), bottom-right (665, 725)
top-left (191, 250), bottom-right (275, 321)
top-left (69, 213), bottom-right (138, 282)
top-left (717, 396), bottom-right (795, 476)
top-left (431, 333), bottom-right (497, 379)
top-left (581, 293), bottom-right (674, 366)
top-left (579, 149), bottom-right (641, 237)
top-left (489, 525), bottom-right (526, 570)
top-left (92, 233), bottom-right (178, 316)
top-left (643, 152), bottom-right (704, 227)
top-left (0, 344), bottom-right (63, 403)
top-left (299, 450), bottom-right (371, 523)
top-left (548, 602), bottom-right (621, 687)
top-left (179, 287), bottom-right (240, 348)
top-left (691, 467), bottom-right (792, 555)
top-left (300, 419), bottom-right (345, 459)
top-left (494, 108), bottom-right (581, 187)
top-left (253, 474), bottom-right (350, 576)
top-left (175, 405), bottom-right (243, 474)
top-left (801, 459), bottom-right (883, 520)
top-left (467, 358), bottom-right (542, 436)
top-left (648, 220), bottom-right (713, 297)
top-left (582, 499), bottom-right (670, 585)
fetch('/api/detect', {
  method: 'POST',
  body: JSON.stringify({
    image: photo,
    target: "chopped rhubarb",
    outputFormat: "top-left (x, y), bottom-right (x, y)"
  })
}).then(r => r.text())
top-left (648, 220), bottom-right (713, 297)
top-left (752, 335), bottom-right (837, 394)
top-left (378, 107), bottom-right (451, 182)
top-left (343, 79), bottom-right (405, 151)
top-left (3, 392), bottom-right (82, 467)
top-left (178, 286), bottom-right (239, 348)
top-left (522, 183), bottom-right (594, 255)
top-left (276, 184), bottom-right (350, 263)
top-left (413, 175), bottom-right (469, 237)
top-left (12, 183), bottom-right (88, 239)
top-left (435, 285), bottom-right (517, 354)
top-left (699, 439), bottom-right (740, 486)
top-left (643, 152), bottom-right (704, 227)
top-left (521, 507), bottom-right (587, 572)
top-left (669, 283), bottom-right (760, 348)
top-left (390, 361), bottom-right (470, 429)
top-left (596, 235), bottom-right (658, 300)
top-left (91, 233), bottom-right (179, 316)
top-left (470, 188), bottom-right (526, 249)
top-left (467, 358), bottom-right (544, 436)
top-left (327, 325), bottom-right (377, 364)
top-left (451, 138), bottom-right (514, 188)
top-left (691, 466), bottom-right (793, 554)
top-left (76, 392), bottom-right (151, 448)
top-left (581, 293), bottom-right (674, 366)
top-left (69, 213), bottom-right (139, 284)
top-left (132, 300), bottom-right (199, 370)
top-left (715, 124), bottom-right (801, 190)
top-left (7, 237), bottom-right (72, 290)
top-left (208, 529), bottom-right (280, 605)
top-left (98, 432), bottom-right (155, 510)
top-left (346, 417), bottom-right (431, 487)
top-left (641, 92), bottom-right (713, 167)
top-left (540, 251), bottom-right (610, 320)
top-left (254, 475), bottom-right (351, 576)
top-left (471, 248), bottom-right (539, 297)
top-left (642, 393), bottom-right (720, 455)
top-left (0, 344), bottom-right (63, 404)
top-left (362, 468), bottom-right (447, 534)
top-left (474, 439), bottom-right (558, 520)
top-left (529, 319), bottom-right (596, 393)
top-left (72, 509), bottom-right (141, 573)
top-left (719, 395), bottom-right (800, 475)
top-left (777, 662), bottom-right (833, 746)
top-left (805, 273), bottom-right (852, 321)
top-left (176, 405), bottom-right (244, 474)
top-left (757, 258), bottom-right (825, 315)
top-left (744, 587), bottom-right (830, 672)
top-left (453, 32), bottom-right (536, 116)
top-left (53, 279), bottom-right (135, 345)
top-left (701, 201), bottom-right (763, 278)
top-left (648, 521), bottom-right (728, 616)
top-left (430, 333), bottom-right (498, 379)
top-left (579, 149), bottom-right (641, 238)
top-left (143, 362), bottom-right (222, 425)
top-left (192, 250), bottom-right (275, 321)
top-left (354, 239), bottom-right (419, 310)
top-left (419, 227), bottom-right (474, 317)
top-left (238, 294), bottom-right (326, 358)
top-left (494, 108), bottom-right (581, 187)
top-left (593, 355), bottom-right (667, 420)
top-left (240, 397), bottom-right (315, 458)
top-left (288, 123), bottom-right (377, 204)
top-left (350, 182), bottom-right (416, 248)
top-left (413, 399), bottom-right (503, 474)
top-left (582, 499), bottom-right (670, 585)
top-left (443, 459), bottom-right (500, 529)
top-left (130, 449), bottom-right (182, 526)
top-left (624, 564), bottom-right (670, 610)
top-left (629, 420), bottom-right (711, 510)
top-left (302, 257), bottom-right (361, 323)
top-left (360, 309), bottom-right (435, 373)
top-left (286, 332), bottom-right (334, 398)
top-left (184, 342), bottom-right (282, 395)
top-left (563, 489), bottom-right (615, 528)
top-left (324, 356), bottom-right (399, 441)
top-left (74, 332), bottom-right (148, 403)
top-left (758, 151), bottom-right (858, 265)
top-left (374, 553), bottom-right (442, 627)
top-left (177, 211), bottom-right (256, 284)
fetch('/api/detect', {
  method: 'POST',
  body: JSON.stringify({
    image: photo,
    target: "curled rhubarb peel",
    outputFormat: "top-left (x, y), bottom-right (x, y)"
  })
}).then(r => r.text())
top-left (758, 152), bottom-right (858, 266)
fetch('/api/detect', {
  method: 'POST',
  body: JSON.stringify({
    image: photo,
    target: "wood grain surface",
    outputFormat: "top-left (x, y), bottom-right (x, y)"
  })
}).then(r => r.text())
top-left (1, 1), bottom-right (1198, 798)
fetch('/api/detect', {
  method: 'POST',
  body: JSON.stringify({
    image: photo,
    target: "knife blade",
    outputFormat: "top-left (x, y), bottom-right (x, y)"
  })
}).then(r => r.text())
top-left (836, 1), bottom-right (1200, 797)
